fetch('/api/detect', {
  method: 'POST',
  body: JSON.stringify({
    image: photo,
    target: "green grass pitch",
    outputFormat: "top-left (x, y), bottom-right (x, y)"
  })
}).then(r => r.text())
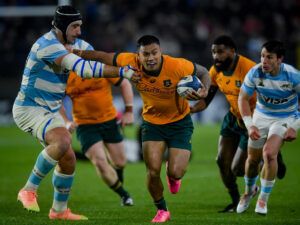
top-left (0, 124), bottom-right (299, 225)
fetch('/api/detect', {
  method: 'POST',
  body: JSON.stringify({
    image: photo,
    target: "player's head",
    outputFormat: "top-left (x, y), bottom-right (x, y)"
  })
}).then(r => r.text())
top-left (261, 40), bottom-right (285, 74)
top-left (53, 5), bottom-right (82, 44)
top-left (211, 35), bottom-right (237, 71)
top-left (137, 35), bottom-right (162, 75)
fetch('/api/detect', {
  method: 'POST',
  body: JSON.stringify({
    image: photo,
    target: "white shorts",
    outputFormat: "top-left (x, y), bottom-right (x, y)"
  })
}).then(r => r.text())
top-left (12, 105), bottom-right (65, 145)
top-left (248, 111), bottom-right (297, 149)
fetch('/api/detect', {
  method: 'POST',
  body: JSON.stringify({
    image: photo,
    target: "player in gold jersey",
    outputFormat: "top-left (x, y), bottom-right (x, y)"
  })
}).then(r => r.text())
top-left (72, 35), bottom-right (211, 223)
top-left (191, 35), bottom-right (286, 213)
top-left (62, 71), bottom-right (134, 206)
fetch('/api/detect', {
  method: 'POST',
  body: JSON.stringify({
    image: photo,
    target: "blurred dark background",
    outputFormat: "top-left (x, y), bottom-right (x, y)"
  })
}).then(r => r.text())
top-left (0, 0), bottom-right (299, 105)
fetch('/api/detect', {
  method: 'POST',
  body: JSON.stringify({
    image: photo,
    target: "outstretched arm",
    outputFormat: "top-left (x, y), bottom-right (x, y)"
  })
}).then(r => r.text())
top-left (73, 49), bottom-right (115, 65)
top-left (54, 52), bottom-right (136, 80)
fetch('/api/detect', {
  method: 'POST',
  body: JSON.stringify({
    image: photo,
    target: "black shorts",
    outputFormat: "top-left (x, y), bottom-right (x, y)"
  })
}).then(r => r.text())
top-left (141, 114), bottom-right (194, 151)
top-left (76, 118), bottom-right (123, 153)
top-left (220, 111), bottom-right (248, 151)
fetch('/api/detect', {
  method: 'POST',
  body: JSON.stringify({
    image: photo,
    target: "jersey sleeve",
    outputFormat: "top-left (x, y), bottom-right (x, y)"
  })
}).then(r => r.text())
top-left (177, 58), bottom-right (195, 77)
top-left (114, 52), bottom-right (136, 67)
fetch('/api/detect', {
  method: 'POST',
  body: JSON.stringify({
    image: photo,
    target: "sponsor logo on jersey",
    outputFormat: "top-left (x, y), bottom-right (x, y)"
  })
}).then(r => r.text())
top-left (261, 95), bottom-right (288, 104)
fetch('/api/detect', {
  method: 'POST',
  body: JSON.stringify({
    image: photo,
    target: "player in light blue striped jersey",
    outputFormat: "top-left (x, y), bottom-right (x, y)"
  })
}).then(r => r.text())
top-left (236, 40), bottom-right (300, 215)
top-left (12, 5), bottom-right (139, 221)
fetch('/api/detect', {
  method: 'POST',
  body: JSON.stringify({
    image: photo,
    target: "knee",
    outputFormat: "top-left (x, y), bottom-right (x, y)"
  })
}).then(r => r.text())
top-left (167, 165), bottom-right (186, 179)
top-left (263, 147), bottom-right (276, 163)
top-left (55, 133), bottom-right (72, 154)
top-left (113, 157), bottom-right (126, 169)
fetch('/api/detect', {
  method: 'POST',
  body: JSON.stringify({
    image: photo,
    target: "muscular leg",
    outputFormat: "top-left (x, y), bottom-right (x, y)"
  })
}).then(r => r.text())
top-left (255, 134), bottom-right (283, 213)
top-left (45, 127), bottom-right (73, 162)
top-left (243, 147), bottom-right (262, 195)
top-left (167, 148), bottom-right (191, 179)
top-left (231, 148), bottom-right (247, 177)
top-left (216, 136), bottom-right (240, 212)
top-left (85, 141), bottom-right (119, 186)
top-left (261, 135), bottom-right (282, 180)
top-left (85, 141), bottom-right (132, 205)
top-left (143, 141), bottom-right (166, 202)
top-left (105, 142), bottom-right (127, 183)
top-left (45, 127), bottom-right (78, 212)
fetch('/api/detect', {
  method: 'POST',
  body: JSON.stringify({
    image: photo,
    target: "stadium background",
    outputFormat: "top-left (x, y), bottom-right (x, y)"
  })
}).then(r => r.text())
top-left (0, 1), bottom-right (300, 224)
top-left (0, 0), bottom-right (299, 124)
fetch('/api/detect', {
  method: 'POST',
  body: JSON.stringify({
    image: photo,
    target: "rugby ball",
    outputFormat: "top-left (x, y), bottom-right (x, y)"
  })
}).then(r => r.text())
top-left (177, 75), bottom-right (202, 98)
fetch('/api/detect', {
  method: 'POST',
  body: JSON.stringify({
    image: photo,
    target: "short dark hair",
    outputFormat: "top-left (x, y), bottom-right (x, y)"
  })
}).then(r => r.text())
top-left (137, 35), bottom-right (160, 49)
top-left (262, 40), bottom-right (285, 58)
top-left (213, 35), bottom-right (237, 51)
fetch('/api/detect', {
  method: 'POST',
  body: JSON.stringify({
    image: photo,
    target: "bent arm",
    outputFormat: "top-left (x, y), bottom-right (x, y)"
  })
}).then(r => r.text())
top-left (195, 64), bottom-right (211, 91)
top-left (238, 89), bottom-right (254, 129)
top-left (190, 85), bottom-right (218, 113)
top-left (59, 104), bottom-right (77, 133)
top-left (119, 79), bottom-right (134, 126)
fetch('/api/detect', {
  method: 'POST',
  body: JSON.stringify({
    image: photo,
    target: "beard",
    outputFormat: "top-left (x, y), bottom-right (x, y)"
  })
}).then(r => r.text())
top-left (214, 57), bottom-right (232, 71)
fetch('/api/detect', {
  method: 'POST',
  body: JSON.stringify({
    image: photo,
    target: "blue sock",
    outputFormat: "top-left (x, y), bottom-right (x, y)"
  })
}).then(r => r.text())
top-left (24, 149), bottom-right (57, 190)
top-left (52, 170), bottom-right (74, 212)
top-left (244, 175), bottom-right (258, 194)
top-left (259, 178), bottom-right (275, 202)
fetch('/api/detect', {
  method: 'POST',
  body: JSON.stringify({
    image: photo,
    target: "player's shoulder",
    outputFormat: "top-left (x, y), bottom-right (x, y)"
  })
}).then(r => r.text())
top-left (163, 55), bottom-right (193, 69)
top-left (118, 52), bottom-right (136, 59)
top-left (281, 63), bottom-right (299, 75)
top-left (37, 30), bottom-right (61, 48)
top-left (163, 54), bottom-right (191, 63)
top-left (115, 52), bottom-right (138, 66)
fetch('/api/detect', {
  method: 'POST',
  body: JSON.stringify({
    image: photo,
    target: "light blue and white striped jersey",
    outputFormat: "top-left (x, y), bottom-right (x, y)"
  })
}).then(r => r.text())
top-left (14, 30), bottom-right (93, 112)
top-left (242, 63), bottom-right (300, 118)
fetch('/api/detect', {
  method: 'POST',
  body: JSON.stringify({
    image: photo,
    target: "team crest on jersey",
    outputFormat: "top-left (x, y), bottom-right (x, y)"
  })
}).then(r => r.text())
top-left (235, 80), bottom-right (242, 87)
top-left (163, 79), bottom-right (172, 87)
